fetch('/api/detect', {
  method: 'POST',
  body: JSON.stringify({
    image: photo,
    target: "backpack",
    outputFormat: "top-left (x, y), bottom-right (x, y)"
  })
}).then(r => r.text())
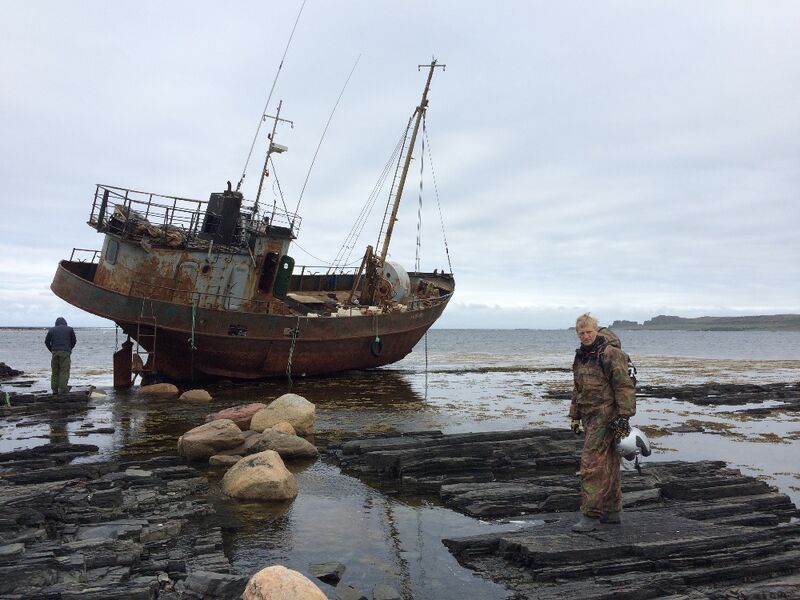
top-left (597, 327), bottom-right (638, 387)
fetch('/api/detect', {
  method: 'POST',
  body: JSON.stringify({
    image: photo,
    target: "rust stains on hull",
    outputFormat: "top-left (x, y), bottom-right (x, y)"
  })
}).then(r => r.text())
top-left (52, 260), bottom-right (450, 381)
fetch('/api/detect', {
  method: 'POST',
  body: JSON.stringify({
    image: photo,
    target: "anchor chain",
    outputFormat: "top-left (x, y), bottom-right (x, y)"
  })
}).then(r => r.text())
top-left (286, 316), bottom-right (301, 389)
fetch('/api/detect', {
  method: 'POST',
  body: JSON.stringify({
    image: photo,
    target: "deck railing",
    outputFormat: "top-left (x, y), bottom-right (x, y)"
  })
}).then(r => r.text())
top-left (69, 248), bottom-right (101, 263)
top-left (88, 184), bottom-right (302, 247)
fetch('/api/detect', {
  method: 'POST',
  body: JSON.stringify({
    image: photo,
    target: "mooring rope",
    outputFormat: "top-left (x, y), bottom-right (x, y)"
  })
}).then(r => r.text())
top-left (189, 298), bottom-right (197, 382)
top-left (424, 332), bottom-right (429, 400)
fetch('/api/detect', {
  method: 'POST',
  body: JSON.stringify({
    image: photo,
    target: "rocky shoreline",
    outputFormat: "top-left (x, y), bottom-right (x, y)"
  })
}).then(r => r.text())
top-left (328, 428), bottom-right (800, 599)
top-left (2, 378), bottom-right (799, 599)
top-left (0, 386), bottom-right (400, 600)
top-left (0, 388), bottom-right (247, 599)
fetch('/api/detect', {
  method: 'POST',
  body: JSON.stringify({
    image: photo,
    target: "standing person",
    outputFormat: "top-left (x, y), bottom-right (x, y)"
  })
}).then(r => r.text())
top-left (45, 317), bottom-right (77, 394)
top-left (569, 313), bottom-right (636, 532)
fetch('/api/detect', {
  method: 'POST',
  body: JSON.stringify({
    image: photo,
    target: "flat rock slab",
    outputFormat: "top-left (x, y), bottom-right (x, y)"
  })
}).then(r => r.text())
top-left (545, 381), bottom-right (800, 414)
top-left (0, 387), bottom-right (93, 417)
top-left (329, 427), bottom-right (800, 599)
top-left (445, 512), bottom-right (800, 599)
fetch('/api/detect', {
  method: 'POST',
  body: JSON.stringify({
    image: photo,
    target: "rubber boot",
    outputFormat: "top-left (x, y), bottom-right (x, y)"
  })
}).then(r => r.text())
top-left (600, 511), bottom-right (621, 524)
top-left (571, 514), bottom-right (600, 532)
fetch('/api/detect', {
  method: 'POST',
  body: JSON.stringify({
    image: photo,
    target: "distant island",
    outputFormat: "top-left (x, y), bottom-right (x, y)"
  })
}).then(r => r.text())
top-left (610, 314), bottom-right (800, 331)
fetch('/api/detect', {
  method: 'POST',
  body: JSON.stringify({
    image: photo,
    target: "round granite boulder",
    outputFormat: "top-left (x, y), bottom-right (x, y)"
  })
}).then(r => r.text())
top-left (139, 383), bottom-right (178, 396)
top-left (206, 402), bottom-right (267, 431)
top-left (242, 565), bottom-right (326, 600)
top-left (178, 419), bottom-right (245, 461)
top-left (222, 450), bottom-right (297, 501)
top-left (250, 394), bottom-right (315, 435)
top-left (246, 430), bottom-right (318, 459)
top-left (179, 389), bottom-right (212, 402)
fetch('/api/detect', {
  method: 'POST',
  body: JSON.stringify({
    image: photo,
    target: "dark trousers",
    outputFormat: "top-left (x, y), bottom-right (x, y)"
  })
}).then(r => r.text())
top-left (50, 351), bottom-right (71, 394)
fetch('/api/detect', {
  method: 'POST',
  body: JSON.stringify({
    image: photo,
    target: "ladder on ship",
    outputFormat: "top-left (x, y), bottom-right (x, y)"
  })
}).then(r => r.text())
top-left (135, 299), bottom-right (157, 373)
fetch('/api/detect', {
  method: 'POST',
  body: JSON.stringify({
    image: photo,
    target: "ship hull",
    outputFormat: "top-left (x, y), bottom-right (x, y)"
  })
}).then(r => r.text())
top-left (52, 260), bottom-right (450, 381)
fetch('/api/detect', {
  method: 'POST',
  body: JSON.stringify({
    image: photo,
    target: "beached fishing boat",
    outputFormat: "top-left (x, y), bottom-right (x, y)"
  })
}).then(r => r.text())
top-left (50, 61), bottom-right (454, 385)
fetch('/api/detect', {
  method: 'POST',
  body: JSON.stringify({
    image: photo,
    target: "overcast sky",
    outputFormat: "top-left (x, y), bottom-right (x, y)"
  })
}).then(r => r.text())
top-left (1, 1), bottom-right (798, 329)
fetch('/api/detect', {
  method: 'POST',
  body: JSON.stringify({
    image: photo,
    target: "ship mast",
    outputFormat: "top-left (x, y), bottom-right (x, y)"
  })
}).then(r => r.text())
top-left (253, 101), bottom-right (293, 217)
top-left (358, 59), bottom-right (444, 306)
top-left (378, 59), bottom-right (444, 265)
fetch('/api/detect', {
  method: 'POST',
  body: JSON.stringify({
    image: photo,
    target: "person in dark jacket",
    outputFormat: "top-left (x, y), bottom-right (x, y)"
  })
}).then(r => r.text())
top-left (44, 317), bottom-right (77, 394)
top-left (569, 313), bottom-right (636, 532)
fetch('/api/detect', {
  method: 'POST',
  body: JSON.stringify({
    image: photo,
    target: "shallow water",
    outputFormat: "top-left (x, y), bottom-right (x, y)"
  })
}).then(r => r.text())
top-left (2, 327), bottom-right (800, 598)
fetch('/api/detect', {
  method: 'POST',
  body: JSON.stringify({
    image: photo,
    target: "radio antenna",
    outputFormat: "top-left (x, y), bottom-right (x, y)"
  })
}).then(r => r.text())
top-left (235, 0), bottom-right (306, 193)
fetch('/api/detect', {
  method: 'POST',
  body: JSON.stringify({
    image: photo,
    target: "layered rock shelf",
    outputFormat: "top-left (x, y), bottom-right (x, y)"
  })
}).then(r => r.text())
top-left (0, 404), bottom-right (248, 600)
top-left (328, 428), bottom-right (800, 598)
top-left (546, 381), bottom-right (800, 414)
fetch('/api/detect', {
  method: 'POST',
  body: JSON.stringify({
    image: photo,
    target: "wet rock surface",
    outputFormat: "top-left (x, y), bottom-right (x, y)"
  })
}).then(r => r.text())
top-left (0, 387), bottom-right (92, 413)
top-left (328, 428), bottom-right (800, 599)
top-left (0, 390), bottom-right (244, 599)
top-left (547, 381), bottom-right (800, 414)
top-left (0, 362), bottom-right (23, 380)
top-left (0, 446), bottom-right (238, 598)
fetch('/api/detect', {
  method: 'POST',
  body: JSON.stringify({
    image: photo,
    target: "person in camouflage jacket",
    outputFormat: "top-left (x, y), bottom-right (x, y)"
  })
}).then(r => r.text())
top-left (569, 313), bottom-right (636, 532)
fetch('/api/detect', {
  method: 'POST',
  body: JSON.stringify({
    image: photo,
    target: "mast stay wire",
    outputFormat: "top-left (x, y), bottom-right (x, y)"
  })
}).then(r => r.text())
top-left (415, 123), bottom-right (425, 272)
top-left (292, 54), bottom-right (361, 228)
top-left (375, 115), bottom-right (414, 256)
top-left (423, 116), bottom-right (454, 274)
top-left (236, 0), bottom-right (307, 193)
top-left (294, 242), bottom-right (361, 267)
top-left (268, 156), bottom-right (291, 217)
top-left (328, 124), bottom-right (409, 273)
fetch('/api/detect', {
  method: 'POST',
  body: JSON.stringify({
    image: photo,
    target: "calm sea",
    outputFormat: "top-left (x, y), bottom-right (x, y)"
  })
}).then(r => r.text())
top-left (2, 327), bottom-right (799, 599)
top-left (4, 327), bottom-right (800, 389)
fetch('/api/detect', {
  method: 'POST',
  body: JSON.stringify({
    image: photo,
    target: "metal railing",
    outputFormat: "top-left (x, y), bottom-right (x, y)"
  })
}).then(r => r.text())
top-left (69, 248), bottom-right (101, 263)
top-left (88, 184), bottom-right (302, 248)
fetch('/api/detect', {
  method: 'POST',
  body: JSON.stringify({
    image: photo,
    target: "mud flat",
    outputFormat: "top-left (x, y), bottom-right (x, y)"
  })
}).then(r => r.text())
top-left (328, 428), bottom-right (800, 599)
top-left (0, 389), bottom-right (246, 599)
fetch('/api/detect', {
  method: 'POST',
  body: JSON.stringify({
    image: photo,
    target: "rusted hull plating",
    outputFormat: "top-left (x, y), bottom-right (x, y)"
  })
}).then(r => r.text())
top-left (51, 260), bottom-right (450, 381)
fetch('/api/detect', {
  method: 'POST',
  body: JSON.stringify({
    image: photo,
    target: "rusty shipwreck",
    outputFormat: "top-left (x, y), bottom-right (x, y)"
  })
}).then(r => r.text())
top-left (50, 61), bottom-right (454, 385)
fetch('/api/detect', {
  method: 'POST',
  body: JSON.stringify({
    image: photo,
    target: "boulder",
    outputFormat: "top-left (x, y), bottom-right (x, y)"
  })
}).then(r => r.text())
top-left (183, 571), bottom-right (248, 599)
top-left (206, 402), bottom-right (267, 430)
top-left (222, 451), bottom-right (298, 501)
top-left (250, 394), bottom-right (315, 435)
top-left (139, 383), bottom-right (178, 396)
top-left (243, 565), bottom-right (326, 600)
top-left (271, 421), bottom-right (296, 436)
top-left (246, 430), bottom-right (319, 459)
top-left (309, 561), bottom-right (345, 584)
top-left (335, 582), bottom-right (368, 600)
top-left (178, 419), bottom-right (245, 461)
top-left (179, 389), bottom-right (212, 402)
top-left (209, 454), bottom-right (242, 467)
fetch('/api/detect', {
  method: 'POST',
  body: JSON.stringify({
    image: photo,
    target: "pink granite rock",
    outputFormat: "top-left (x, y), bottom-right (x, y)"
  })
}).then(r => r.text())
top-left (206, 402), bottom-right (267, 431)
top-left (242, 565), bottom-right (326, 600)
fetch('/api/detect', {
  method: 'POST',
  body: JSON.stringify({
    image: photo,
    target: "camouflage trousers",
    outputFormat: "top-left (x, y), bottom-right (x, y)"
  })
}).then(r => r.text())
top-left (579, 409), bottom-right (622, 517)
top-left (50, 351), bottom-right (71, 394)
